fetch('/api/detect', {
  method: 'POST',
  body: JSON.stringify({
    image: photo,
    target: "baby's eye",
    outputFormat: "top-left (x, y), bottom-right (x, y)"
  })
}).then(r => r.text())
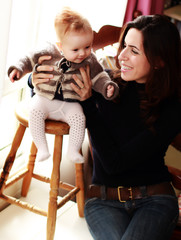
top-left (85, 46), bottom-right (90, 49)
top-left (73, 49), bottom-right (78, 52)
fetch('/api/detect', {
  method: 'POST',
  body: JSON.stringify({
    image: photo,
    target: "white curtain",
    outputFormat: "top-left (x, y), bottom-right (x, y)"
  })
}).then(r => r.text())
top-left (4, 0), bottom-right (45, 96)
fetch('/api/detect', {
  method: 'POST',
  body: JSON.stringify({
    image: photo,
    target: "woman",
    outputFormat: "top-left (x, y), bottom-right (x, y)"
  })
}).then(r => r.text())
top-left (31, 15), bottom-right (181, 240)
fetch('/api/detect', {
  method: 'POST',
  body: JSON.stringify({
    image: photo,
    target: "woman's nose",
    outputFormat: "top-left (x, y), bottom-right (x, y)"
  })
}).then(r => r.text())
top-left (118, 48), bottom-right (128, 61)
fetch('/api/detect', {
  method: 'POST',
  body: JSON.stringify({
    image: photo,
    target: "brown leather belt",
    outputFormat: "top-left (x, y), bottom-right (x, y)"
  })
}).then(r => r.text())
top-left (87, 182), bottom-right (175, 202)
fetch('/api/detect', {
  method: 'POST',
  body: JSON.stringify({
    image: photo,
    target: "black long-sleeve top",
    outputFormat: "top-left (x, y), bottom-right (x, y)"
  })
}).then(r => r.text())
top-left (81, 81), bottom-right (181, 187)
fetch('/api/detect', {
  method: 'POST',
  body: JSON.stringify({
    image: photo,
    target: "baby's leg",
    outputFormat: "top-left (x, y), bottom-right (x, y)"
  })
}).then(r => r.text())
top-left (60, 102), bottom-right (85, 163)
top-left (29, 95), bottom-right (63, 162)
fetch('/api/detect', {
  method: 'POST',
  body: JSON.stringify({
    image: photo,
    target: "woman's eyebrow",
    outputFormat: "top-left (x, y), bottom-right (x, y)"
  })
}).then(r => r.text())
top-left (128, 44), bottom-right (140, 51)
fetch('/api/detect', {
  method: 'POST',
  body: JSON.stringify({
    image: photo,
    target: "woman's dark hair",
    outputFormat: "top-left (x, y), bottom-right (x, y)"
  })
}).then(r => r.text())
top-left (115, 14), bottom-right (181, 127)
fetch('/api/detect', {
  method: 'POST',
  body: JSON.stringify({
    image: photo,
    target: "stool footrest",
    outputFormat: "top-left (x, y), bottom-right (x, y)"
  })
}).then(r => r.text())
top-left (32, 173), bottom-right (77, 191)
top-left (33, 173), bottom-right (51, 183)
top-left (57, 187), bottom-right (80, 209)
top-left (0, 194), bottom-right (47, 216)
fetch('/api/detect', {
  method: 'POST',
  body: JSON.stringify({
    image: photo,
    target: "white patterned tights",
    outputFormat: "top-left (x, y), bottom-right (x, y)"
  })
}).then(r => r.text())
top-left (29, 95), bottom-right (85, 163)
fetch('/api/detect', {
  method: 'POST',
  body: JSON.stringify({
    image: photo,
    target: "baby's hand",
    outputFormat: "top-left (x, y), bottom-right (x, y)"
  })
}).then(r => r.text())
top-left (106, 84), bottom-right (114, 98)
top-left (9, 69), bottom-right (21, 82)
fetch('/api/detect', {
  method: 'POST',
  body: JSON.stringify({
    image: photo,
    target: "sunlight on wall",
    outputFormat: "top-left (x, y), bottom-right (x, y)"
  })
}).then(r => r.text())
top-left (44, 0), bottom-right (128, 32)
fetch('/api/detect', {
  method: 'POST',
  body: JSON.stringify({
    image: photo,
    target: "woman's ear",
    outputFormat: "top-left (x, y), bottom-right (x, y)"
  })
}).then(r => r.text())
top-left (159, 59), bottom-right (165, 68)
top-left (155, 57), bottom-right (165, 69)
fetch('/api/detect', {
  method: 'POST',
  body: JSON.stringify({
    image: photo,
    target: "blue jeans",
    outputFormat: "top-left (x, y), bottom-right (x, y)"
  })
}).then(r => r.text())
top-left (84, 195), bottom-right (179, 240)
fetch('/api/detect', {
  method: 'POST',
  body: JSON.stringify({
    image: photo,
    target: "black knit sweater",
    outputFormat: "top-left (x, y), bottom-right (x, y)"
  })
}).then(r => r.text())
top-left (80, 81), bottom-right (181, 188)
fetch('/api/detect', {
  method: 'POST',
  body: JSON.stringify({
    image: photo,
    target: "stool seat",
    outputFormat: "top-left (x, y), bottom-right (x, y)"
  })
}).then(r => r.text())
top-left (0, 101), bottom-right (84, 240)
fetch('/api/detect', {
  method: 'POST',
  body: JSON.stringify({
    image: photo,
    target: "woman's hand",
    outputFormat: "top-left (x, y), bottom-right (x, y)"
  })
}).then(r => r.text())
top-left (32, 55), bottom-right (54, 87)
top-left (71, 65), bottom-right (92, 101)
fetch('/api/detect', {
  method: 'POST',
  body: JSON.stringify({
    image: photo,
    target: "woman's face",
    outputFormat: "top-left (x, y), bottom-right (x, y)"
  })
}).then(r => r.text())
top-left (118, 28), bottom-right (151, 83)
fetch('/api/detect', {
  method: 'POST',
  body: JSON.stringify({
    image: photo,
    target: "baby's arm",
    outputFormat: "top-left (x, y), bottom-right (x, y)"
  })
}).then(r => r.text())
top-left (8, 43), bottom-right (59, 85)
top-left (89, 53), bottom-right (119, 100)
top-left (7, 55), bottom-right (34, 82)
top-left (106, 84), bottom-right (115, 98)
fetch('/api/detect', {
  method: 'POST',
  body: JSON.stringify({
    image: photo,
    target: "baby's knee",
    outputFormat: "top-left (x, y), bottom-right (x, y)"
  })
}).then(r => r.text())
top-left (68, 112), bottom-right (85, 126)
top-left (29, 107), bottom-right (48, 120)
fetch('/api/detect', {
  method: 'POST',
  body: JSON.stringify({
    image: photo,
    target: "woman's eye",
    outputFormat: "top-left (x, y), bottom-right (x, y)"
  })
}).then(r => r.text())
top-left (132, 49), bottom-right (139, 54)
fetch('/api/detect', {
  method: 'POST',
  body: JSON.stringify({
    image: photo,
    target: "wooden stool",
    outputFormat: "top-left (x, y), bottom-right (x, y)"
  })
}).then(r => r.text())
top-left (0, 101), bottom-right (84, 240)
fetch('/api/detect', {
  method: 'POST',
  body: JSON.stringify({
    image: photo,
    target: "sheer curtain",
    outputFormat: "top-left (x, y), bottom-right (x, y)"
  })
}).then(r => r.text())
top-left (0, 0), bottom-right (45, 163)
top-left (0, 0), bottom-right (12, 102)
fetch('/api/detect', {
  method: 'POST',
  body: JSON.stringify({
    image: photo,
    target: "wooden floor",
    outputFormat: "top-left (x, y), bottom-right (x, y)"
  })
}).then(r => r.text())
top-left (0, 162), bottom-right (93, 240)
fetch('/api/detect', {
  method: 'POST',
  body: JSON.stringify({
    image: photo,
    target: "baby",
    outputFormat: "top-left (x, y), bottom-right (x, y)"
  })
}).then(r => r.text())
top-left (8, 8), bottom-right (119, 163)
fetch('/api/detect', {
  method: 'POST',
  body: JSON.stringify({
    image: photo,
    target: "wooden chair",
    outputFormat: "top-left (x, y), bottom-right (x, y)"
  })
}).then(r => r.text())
top-left (0, 102), bottom-right (84, 240)
top-left (93, 25), bottom-right (121, 52)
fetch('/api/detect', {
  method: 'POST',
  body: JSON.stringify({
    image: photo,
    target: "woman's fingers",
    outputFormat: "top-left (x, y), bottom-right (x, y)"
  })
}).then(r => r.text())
top-left (32, 72), bottom-right (53, 86)
top-left (35, 64), bottom-right (54, 73)
top-left (80, 65), bottom-right (91, 88)
top-left (38, 55), bottom-right (52, 64)
top-left (32, 55), bottom-right (54, 87)
top-left (73, 66), bottom-right (91, 89)
top-left (35, 55), bottom-right (53, 73)
top-left (71, 65), bottom-right (92, 101)
top-left (72, 73), bottom-right (85, 89)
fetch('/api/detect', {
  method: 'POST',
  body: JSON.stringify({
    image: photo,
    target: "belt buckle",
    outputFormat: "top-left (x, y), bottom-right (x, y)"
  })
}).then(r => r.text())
top-left (118, 186), bottom-right (133, 202)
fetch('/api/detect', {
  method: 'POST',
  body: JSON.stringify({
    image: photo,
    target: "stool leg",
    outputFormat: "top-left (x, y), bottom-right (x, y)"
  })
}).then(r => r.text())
top-left (47, 135), bottom-right (62, 240)
top-left (75, 163), bottom-right (84, 217)
top-left (0, 124), bottom-right (26, 194)
top-left (21, 141), bottom-right (37, 197)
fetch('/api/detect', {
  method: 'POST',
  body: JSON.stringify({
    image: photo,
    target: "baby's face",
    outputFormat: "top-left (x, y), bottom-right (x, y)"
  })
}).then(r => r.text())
top-left (59, 30), bottom-right (93, 63)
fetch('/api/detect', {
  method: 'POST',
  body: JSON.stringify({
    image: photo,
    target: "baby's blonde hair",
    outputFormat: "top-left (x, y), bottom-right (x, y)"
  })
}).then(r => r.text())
top-left (54, 7), bottom-right (93, 41)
